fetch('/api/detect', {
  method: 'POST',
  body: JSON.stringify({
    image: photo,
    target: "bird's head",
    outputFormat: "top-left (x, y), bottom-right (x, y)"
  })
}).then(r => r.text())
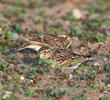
top-left (39, 46), bottom-right (52, 59)
top-left (58, 34), bottom-right (72, 42)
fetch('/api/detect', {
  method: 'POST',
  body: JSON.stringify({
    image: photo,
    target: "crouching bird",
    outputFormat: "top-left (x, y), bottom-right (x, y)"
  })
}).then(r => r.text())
top-left (6, 34), bottom-right (73, 55)
top-left (39, 46), bottom-right (98, 70)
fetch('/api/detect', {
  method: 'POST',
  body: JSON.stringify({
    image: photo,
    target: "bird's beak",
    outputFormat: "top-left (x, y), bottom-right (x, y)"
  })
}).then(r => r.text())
top-left (66, 40), bottom-right (73, 49)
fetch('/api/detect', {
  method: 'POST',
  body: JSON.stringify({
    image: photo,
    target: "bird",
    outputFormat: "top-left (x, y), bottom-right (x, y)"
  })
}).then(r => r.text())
top-left (9, 34), bottom-right (73, 53)
top-left (39, 46), bottom-right (96, 69)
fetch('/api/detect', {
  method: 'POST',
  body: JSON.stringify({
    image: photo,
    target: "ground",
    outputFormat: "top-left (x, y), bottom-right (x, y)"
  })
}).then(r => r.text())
top-left (0, 0), bottom-right (110, 100)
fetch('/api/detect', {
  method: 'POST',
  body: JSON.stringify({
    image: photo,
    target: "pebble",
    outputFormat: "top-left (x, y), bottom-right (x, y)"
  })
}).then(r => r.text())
top-left (20, 76), bottom-right (25, 80)
top-left (0, 28), bottom-right (3, 35)
top-left (107, 84), bottom-right (110, 87)
top-left (72, 36), bottom-right (79, 40)
top-left (28, 79), bottom-right (33, 83)
top-left (69, 74), bottom-right (73, 79)
top-left (12, 32), bottom-right (19, 39)
top-left (73, 9), bottom-right (82, 19)
top-left (94, 62), bottom-right (100, 66)
top-left (2, 91), bottom-right (12, 99)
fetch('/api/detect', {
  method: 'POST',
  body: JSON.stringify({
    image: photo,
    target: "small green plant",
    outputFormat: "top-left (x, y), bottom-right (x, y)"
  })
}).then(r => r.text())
top-left (15, 0), bottom-right (22, 4)
top-left (1, 62), bottom-right (8, 68)
top-left (37, 0), bottom-right (44, 6)
top-left (64, 65), bottom-right (69, 68)
top-left (16, 74), bottom-right (20, 79)
top-left (99, 96), bottom-right (110, 100)
top-left (75, 69), bottom-right (81, 74)
top-left (0, 24), bottom-right (6, 30)
top-left (60, 73), bottom-right (68, 79)
top-left (71, 24), bottom-right (76, 28)
top-left (64, 89), bottom-right (71, 94)
top-left (26, 89), bottom-right (35, 96)
top-left (56, 28), bottom-right (62, 35)
top-left (80, 72), bottom-right (96, 80)
top-left (4, 82), bottom-right (11, 90)
top-left (4, 8), bottom-right (11, 14)
top-left (4, 97), bottom-right (12, 100)
top-left (34, 67), bottom-right (39, 71)
top-left (94, 85), bottom-right (100, 90)
top-left (38, 9), bottom-right (46, 16)
top-left (44, 73), bottom-right (48, 78)
top-left (75, 29), bottom-right (81, 35)
top-left (81, 65), bottom-right (85, 70)
top-left (58, 82), bottom-right (63, 86)
top-left (2, 32), bottom-right (6, 38)
top-left (7, 30), bottom-right (13, 39)
top-left (45, 88), bottom-right (53, 96)
top-left (17, 13), bottom-right (25, 22)
top-left (23, 64), bottom-right (29, 68)
top-left (13, 24), bottom-right (24, 33)
top-left (12, 93), bottom-right (19, 100)
top-left (98, 0), bottom-right (105, 4)
top-left (51, 91), bottom-right (64, 98)
top-left (14, 83), bottom-right (19, 90)
top-left (74, 61), bottom-right (79, 66)
top-left (72, 93), bottom-right (88, 100)
top-left (45, 59), bottom-right (51, 64)
top-left (86, 66), bottom-right (92, 71)
top-left (103, 20), bottom-right (110, 26)
top-left (103, 74), bottom-right (110, 85)
top-left (55, 67), bottom-right (61, 74)
top-left (0, 71), bottom-right (3, 74)
top-left (102, 64), bottom-right (110, 72)
top-left (38, 59), bottom-right (43, 64)
top-left (55, 64), bottom-right (58, 67)
top-left (96, 35), bottom-right (102, 42)
top-left (87, 86), bottom-right (93, 91)
top-left (106, 64), bottom-right (110, 71)
top-left (0, 85), bottom-right (2, 89)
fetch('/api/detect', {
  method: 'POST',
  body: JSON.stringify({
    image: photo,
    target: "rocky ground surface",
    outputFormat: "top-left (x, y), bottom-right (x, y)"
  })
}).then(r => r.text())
top-left (0, 0), bottom-right (110, 100)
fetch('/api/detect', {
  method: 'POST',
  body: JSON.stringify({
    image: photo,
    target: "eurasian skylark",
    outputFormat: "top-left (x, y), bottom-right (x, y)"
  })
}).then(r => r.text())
top-left (39, 46), bottom-right (96, 69)
top-left (13, 34), bottom-right (73, 52)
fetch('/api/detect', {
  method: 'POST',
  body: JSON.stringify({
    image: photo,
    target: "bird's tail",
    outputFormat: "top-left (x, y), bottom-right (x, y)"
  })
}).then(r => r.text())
top-left (5, 43), bottom-right (31, 55)
top-left (70, 55), bottom-right (99, 70)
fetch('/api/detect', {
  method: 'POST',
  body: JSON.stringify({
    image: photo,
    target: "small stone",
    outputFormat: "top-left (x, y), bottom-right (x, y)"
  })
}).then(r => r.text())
top-left (107, 84), bottom-right (110, 87)
top-left (12, 32), bottom-right (19, 39)
top-left (73, 9), bottom-right (82, 19)
top-left (0, 28), bottom-right (3, 35)
top-left (94, 63), bottom-right (100, 66)
top-left (69, 74), bottom-right (73, 79)
top-left (104, 91), bottom-right (108, 94)
top-left (2, 91), bottom-right (12, 99)
top-left (28, 79), bottom-right (33, 83)
top-left (5, 91), bottom-right (12, 95)
top-left (72, 37), bottom-right (79, 40)
top-left (20, 76), bottom-right (25, 80)
top-left (30, 80), bottom-right (33, 82)
top-left (2, 94), bottom-right (10, 99)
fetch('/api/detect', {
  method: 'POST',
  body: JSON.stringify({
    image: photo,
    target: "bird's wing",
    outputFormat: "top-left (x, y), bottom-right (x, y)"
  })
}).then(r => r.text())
top-left (51, 53), bottom-right (73, 67)
top-left (21, 35), bottom-right (50, 47)
top-left (42, 35), bottom-right (64, 48)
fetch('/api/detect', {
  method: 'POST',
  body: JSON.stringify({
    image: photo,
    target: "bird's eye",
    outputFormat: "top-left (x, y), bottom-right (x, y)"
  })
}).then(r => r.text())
top-left (44, 51), bottom-right (47, 53)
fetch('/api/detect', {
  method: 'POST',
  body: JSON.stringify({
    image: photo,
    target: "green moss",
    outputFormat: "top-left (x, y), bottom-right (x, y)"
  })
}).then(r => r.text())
top-left (72, 93), bottom-right (88, 100)
top-left (58, 82), bottom-right (63, 86)
top-left (26, 89), bottom-right (35, 96)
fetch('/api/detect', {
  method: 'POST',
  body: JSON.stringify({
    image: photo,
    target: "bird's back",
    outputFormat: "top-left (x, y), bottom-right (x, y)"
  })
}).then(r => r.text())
top-left (42, 35), bottom-right (65, 48)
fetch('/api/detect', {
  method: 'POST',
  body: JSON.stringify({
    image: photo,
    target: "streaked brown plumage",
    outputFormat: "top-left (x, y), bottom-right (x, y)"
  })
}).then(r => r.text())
top-left (39, 47), bottom-right (95, 69)
top-left (13, 34), bottom-right (73, 52)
